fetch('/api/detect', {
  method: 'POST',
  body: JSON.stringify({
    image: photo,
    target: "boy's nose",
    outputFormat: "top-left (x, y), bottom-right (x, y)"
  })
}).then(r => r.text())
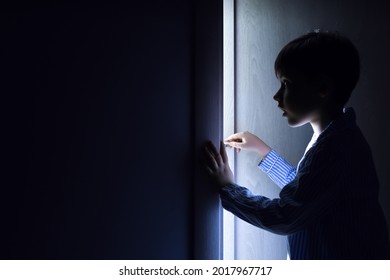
top-left (273, 91), bottom-right (280, 101)
top-left (273, 91), bottom-right (284, 109)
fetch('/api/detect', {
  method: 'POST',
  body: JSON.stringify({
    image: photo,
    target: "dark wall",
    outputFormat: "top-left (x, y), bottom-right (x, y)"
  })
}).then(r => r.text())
top-left (1, 0), bottom-right (224, 260)
top-left (0, 1), bottom-right (200, 259)
top-left (349, 0), bottom-right (390, 234)
top-left (192, 0), bottom-right (224, 259)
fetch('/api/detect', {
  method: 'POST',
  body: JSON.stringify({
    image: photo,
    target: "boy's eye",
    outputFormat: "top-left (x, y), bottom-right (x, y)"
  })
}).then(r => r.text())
top-left (283, 80), bottom-right (293, 88)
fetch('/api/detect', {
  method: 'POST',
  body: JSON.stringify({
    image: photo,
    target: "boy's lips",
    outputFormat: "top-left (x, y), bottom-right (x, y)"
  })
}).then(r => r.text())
top-left (278, 106), bottom-right (288, 116)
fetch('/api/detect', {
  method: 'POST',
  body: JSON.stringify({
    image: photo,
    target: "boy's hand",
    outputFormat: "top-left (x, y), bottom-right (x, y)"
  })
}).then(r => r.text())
top-left (202, 140), bottom-right (234, 189)
top-left (224, 131), bottom-right (271, 159)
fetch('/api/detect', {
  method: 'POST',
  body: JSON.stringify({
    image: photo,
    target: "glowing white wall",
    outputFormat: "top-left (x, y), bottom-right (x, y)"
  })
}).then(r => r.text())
top-left (223, 0), bottom-right (236, 260)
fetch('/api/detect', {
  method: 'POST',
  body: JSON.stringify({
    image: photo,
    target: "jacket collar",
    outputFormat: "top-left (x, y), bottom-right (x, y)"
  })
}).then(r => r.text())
top-left (316, 107), bottom-right (357, 141)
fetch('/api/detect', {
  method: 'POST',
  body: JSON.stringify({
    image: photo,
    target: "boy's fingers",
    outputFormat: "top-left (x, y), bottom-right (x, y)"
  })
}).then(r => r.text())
top-left (207, 141), bottom-right (223, 166)
top-left (227, 142), bottom-right (242, 150)
top-left (220, 141), bottom-right (228, 163)
top-left (224, 132), bottom-right (243, 142)
top-left (224, 136), bottom-right (238, 143)
top-left (224, 138), bottom-right (243, 147)
top-left (206, 166), bottom-right (213, 175)
top-left (201, 156), bottom-right (214, 175)
top-left (205, 141), bottom-right (216, 156)
top-left (203, 146), bottom-right (218, 171)
top-left (203, 160), bottom-right (214, 175)
top-left (223, 141), bottom-right (233, 148)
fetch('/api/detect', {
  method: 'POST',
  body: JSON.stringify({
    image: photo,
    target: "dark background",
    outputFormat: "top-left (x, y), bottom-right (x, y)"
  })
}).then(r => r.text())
top-left (0, 0), bottom-right (223, 259)
top-left (1, 0), bottom-right (389, 259)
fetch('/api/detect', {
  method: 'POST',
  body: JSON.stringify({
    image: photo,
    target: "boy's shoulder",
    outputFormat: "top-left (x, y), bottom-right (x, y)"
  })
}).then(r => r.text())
top-left (314, 107), bottom-right (363, 150)
top-left (310, 122), bottom-right (371, 165)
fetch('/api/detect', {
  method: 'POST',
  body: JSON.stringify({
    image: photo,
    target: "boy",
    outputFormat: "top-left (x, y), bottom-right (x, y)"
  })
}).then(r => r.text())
top-left (202, 30), bottom-right (390, 259)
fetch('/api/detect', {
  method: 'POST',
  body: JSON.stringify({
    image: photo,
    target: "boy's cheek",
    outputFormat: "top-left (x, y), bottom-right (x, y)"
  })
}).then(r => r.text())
top-left (287, 95), bottom-right (318, 115)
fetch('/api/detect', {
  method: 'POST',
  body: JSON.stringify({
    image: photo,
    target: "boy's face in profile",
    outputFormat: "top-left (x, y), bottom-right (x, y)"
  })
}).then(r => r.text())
top-left (274, 67), bottom-right (323, 128)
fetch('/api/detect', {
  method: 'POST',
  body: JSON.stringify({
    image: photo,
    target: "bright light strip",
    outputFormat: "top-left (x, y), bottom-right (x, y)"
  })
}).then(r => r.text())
top-left (223, 0), bottom-right (236, 260)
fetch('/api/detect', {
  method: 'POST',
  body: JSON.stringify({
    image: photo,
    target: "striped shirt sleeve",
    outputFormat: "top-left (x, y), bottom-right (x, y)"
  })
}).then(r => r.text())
top-left (257, 149), bottom-right (297, 188)
top-left (219, 141), bottom-right (343, 235)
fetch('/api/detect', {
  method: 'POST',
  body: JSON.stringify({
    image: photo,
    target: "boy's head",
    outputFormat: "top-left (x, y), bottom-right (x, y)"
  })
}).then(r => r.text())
top-left (273, 29), bottom-right (360, 127)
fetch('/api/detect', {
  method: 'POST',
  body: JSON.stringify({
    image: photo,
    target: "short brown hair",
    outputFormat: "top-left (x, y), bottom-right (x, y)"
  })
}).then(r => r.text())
top-left (274, 29), bottom-right (360, 108)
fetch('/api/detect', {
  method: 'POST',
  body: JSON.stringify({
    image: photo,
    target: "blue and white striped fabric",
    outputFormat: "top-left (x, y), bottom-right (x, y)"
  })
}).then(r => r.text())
top-left (257, 149), bottom-right (297, 189)
top-left (257, 131), bottom-right (319, 188)
top-left (219, 107), bottom-right (390, 259)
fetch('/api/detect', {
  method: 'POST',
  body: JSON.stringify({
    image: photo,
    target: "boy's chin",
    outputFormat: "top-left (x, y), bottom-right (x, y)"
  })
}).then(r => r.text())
top-left (285, 115), bottom-right (308, 128)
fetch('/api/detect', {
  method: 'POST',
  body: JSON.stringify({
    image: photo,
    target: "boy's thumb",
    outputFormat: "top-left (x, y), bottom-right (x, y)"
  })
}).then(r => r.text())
top-left (231, 142), bottom-right (242, 148)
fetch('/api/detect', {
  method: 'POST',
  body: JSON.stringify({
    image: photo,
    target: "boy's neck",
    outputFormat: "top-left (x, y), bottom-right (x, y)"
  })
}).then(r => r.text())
top-left (310, 107), bottom-right (344, 136)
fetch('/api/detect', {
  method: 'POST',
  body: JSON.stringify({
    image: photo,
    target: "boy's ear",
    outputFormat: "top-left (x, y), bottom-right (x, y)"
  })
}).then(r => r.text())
top-left (316, 74), bottom-right (334, 98)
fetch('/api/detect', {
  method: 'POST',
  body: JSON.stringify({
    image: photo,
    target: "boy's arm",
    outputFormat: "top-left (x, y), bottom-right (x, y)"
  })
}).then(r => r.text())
top-left (257, 149), bottom-right (297, 189)
top-left (219, 142), bottom-right (342, 235)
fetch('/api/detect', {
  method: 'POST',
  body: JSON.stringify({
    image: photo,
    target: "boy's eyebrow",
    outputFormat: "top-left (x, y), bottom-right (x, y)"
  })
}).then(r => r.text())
top-left (276, 71), bottom-right (291, 80)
